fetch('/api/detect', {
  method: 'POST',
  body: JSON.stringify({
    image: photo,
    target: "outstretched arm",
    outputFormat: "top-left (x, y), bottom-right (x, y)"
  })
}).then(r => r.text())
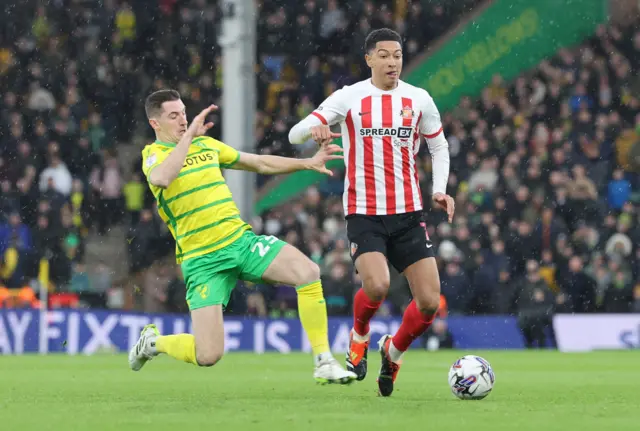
top-left (232, 145), bottom-right (343, 176)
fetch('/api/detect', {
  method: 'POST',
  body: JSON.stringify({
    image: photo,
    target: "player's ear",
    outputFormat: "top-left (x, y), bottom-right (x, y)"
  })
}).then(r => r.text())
top-left (148, 118), bottom-right (160, 131)
top-left (365, 52), bottom-right (374, 68)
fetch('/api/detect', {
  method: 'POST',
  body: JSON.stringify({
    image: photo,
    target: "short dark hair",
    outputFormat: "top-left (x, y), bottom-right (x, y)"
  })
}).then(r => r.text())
top-left (364, 28), bottom-right (402, 53)
top-left (145, 89), bottom-right (181, 118)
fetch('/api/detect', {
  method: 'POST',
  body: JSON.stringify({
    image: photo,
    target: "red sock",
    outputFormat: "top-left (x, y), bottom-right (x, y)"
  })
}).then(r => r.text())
top-left (353, 288), bottom-right (383, 337)
top-left (391, 300), bottom-right (436, 351)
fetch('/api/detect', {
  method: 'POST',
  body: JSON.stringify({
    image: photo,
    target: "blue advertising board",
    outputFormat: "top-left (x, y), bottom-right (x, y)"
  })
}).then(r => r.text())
top-left (0, 309), bottom-right (526, 355)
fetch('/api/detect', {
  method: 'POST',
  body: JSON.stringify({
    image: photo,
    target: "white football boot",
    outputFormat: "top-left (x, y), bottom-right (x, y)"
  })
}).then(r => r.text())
top-left (128, 324), bottom-right (159, 371)
top-left (314, 356), bottom-right (358, 385)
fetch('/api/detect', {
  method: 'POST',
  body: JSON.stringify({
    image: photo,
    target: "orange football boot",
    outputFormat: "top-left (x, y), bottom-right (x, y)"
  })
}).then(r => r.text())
top-left (345, 330), bottom-right (370, 381)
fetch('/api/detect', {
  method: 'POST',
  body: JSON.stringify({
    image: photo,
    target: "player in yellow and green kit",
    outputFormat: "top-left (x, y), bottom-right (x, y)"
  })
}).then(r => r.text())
top-left (128, 89), bottom-right (356, 384)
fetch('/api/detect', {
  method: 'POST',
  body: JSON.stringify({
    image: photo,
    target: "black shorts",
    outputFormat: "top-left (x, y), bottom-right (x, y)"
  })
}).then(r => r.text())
top-left (345, 211), bottom-right (435, 273)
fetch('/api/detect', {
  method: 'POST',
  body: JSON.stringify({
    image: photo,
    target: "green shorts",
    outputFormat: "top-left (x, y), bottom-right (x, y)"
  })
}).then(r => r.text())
top-left (181, 230), bottom-right (286, 310)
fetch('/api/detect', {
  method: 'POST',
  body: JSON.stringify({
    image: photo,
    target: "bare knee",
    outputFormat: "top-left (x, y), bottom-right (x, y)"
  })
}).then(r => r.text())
top-left (196, 348), bottom-right (224, 367)
top-left (355, 253), bottom-right (390, 301)
top-left (295, 260), bottom-right (321, 286)
top-left (405, 258), bottom-right (441, 314)
top-left (362, 274), bottom-right (390, 301)
top-left (414, 282), bottom-right (441, 315)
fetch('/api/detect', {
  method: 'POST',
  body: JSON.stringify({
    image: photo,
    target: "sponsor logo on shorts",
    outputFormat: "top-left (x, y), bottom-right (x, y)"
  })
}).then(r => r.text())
top-left (197, 285), bottom-right (209, 299)
top-left (350, 242), bottom-right (358, 256)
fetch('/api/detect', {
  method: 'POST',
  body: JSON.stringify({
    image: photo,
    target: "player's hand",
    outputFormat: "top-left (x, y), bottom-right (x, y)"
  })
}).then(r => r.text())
top-left (310, 125), bottom-right (340, 146)
top-left (307, 144), bottom-right (344, 176)
top-left (433, 192), bottom-right (455, 223)
top-left (187, 104), bottom-right (218, 136)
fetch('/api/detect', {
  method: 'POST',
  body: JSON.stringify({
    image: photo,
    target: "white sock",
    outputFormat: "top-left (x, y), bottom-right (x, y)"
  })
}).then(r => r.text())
top-left (314, 351), bottom-right (334, 366)
top-left (352, 329), bottom-right (370, 343)
top-left (388, 340), bottom-right (404, 363)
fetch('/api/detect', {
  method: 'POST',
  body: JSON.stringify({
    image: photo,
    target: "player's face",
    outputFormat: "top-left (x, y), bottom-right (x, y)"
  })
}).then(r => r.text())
top-left (150, 99), bottom-right (188, 142)
top-left (366, 41), bottom-right (403, 89)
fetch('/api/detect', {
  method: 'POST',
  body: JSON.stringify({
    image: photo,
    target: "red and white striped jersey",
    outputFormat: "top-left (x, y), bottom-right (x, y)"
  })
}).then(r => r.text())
top-left (292, 78), bottom-right (449, 217)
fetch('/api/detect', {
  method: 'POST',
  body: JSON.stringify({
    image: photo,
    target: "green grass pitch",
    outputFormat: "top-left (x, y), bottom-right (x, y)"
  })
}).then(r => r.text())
top-left (1, 351), bottom-right (639, 430)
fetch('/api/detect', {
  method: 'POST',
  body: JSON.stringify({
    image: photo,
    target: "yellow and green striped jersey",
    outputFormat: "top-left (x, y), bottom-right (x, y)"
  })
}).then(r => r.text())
top-left (141, 136), bottom-right (250, 263)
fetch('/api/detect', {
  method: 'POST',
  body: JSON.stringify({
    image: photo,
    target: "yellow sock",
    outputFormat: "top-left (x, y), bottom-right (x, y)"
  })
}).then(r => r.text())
top-left (155, 334), bottom-right (198, 365)
top-left (296, 280), bottom-right (330, 356)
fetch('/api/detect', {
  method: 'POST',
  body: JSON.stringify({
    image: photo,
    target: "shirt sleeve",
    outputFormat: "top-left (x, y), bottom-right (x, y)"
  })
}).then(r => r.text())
top-left (418, 91), bottom-right (450, 195)
top-left (311, 88), bottom-right (349, 126)
top-left (418, 91), bottom-right (444, 139)
top-left (141, 146), bottom-right (170, 179)
top-left (289, 88), bottom-right (349, 144)
top-left (207, 138), bottom-right (240, 168)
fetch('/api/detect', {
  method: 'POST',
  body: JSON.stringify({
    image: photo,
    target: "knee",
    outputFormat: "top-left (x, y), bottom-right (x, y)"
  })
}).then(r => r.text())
top-left (196, 348), bottom-right (224, 367)
top-left (362, 275), bottom-right (390, 302)
top-left (295, 260), bottom-right (321, 286)
top-left (414, 282), bottom-right (441, 315)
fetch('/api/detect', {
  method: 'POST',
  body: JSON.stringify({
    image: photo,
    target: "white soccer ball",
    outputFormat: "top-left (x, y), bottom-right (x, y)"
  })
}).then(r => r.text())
top-left (448, 355), bottom-right (495, 400)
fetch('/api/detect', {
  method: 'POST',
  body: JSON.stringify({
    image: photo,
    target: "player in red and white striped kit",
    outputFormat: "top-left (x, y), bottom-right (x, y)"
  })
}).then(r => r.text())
top-left (289, 28), bottom-right (455, 397)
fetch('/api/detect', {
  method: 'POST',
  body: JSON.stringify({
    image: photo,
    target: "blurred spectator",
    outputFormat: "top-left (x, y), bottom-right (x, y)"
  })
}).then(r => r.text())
top-left (89, 151), bottom-right (123, 235)
top-left (608, 168), bottom-right (631, 210)
top-left (515, 260), bottom-right (556, 348)
top-left (440, 260), bottom-right (470, 314)
top-left (422, 318), bottom-right (454, 351)
top-left (123, 173), bottom-right (145, 226)
top-left (322, 260), bottom-right (352, 315)
top-left (164, 266), bottom-right (189, 314)
top-left (142, 259), bottom-right (173, 313)
top-left (561, 256), bottom-right (597, 313)
top-left (127, 209), bottom-right (159, 275)
top-left (39, 155), bottom-right (73, 197)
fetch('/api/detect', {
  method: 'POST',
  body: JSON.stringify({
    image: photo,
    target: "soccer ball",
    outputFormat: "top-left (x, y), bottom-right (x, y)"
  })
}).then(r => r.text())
top-left (448, 355), bottom-right (495, 400)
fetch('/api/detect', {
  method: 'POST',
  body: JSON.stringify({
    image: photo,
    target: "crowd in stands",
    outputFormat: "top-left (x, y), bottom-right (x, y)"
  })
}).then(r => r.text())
top-left (1, 1), bottom-right (638, 322)
top-left (0, 0), bottom-right (186, 306)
